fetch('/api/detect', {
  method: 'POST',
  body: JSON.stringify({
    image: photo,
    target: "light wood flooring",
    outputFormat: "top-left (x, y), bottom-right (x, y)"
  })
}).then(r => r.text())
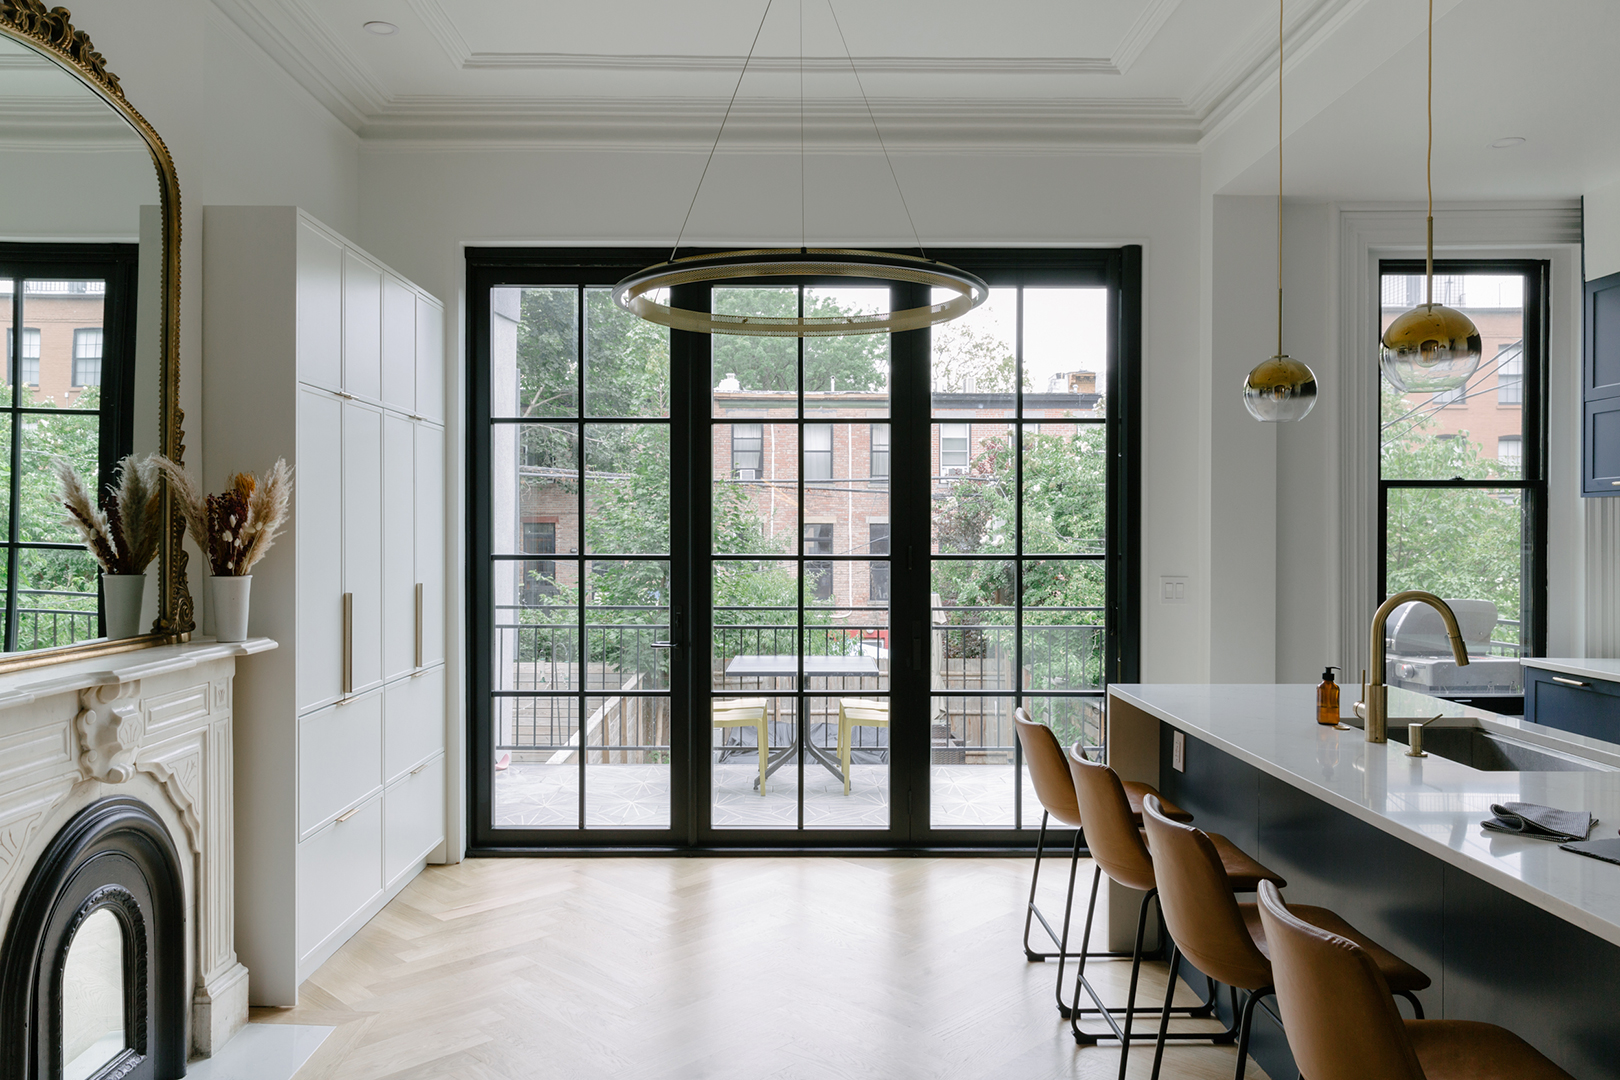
top-left (254, 857), bottom-right (1267, 1080)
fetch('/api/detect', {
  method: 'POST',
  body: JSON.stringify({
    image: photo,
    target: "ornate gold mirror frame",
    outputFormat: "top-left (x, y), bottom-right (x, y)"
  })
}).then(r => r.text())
top-left (0, 1), bottom-right (193, 672)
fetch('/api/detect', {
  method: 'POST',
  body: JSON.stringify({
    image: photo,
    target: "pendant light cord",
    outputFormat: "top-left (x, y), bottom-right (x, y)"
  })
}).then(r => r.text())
top-left (826, 0), bottom-right (927, 260)
top-left (1276, 0), bottom-right (1284, 359)
top-left (1425, 0), bottom-right (1434, 306)
top-left (800, 0), bottom-right (806, 252)
top-left (671, 0), bottom-right (776, 262)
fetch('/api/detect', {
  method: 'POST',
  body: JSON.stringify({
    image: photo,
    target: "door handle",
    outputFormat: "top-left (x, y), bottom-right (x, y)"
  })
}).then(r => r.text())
top-left (651, 642), bottom-right (675, 650)
top-left (1552, 676), bottom-right (1589, 688)
top-left (415, 582), bottom-right (424, 668)
top-left (342, 592), bottom-right (354, 695)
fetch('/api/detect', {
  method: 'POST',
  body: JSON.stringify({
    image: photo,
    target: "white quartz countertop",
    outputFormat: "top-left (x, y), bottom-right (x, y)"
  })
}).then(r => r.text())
top-left (1109, 683), bottom-right (1620, 949)
top-left (0, 637), bottom-right (277, 708)
top-left (1522, 657), bottom-right (1620, 682)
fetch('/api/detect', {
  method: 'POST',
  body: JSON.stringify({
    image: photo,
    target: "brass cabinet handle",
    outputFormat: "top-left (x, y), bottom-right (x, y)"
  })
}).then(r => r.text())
top-left (1552, 676), bottom-right (1590, 688)
top-left (342, 592), bottom-right (354, 695)
top-left (410, 760), bottom-right (431, 776)
top-left (335, 805), bottom-right (361, 824)
top-left (415, 582), bottom-right (424, 669)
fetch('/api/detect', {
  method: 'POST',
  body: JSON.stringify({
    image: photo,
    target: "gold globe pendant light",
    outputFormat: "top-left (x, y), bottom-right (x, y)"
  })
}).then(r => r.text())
top-left (1379, 0), bottom-right (1482, 393)
top-left (1242, 0), bottom-right (1318, 422)
top-left (614, 0), bottom-right (987, 338)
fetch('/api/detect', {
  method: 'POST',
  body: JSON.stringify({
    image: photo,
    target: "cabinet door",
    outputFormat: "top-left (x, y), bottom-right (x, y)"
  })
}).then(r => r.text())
top-left (296, 222), bottom-right (342, 391)
top-left (414, 422), bottom-right (446, 667)
top-left (415, 297), bottom-right (444, 424)
top-left (384, 755), bottom-right (444, 889)
top-left (296, 796), bottom-right (382, 962)
top-left (299, 692), bottom-right (384, 837)
top-left (343, 401), bottom-right (384, 694)
top-left (297, 388), bottom-right (345, 712)
top-left (382, 413), bottom-right (416, 681)
top-left (342, 249), bottom-right (382, 400)
top-left (385, 666), bottom-right (446, 782)
top-left (1584, 271), bottom-right (1620, 495)
top-left (381, 274), bottom-right (416, 413)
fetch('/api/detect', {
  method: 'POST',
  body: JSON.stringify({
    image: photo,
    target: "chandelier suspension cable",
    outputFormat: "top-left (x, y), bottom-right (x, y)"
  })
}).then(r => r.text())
top-left (799, 0), bottom-right (806, 251)
top-left (670, 0), bottom-right (777, 261)
top-left (1425, 0), bottom-right (1434, 305)
top-left (1276, 0), bottom-right (1284, 359)
top-left (825, 0), bottom-right (926, 259)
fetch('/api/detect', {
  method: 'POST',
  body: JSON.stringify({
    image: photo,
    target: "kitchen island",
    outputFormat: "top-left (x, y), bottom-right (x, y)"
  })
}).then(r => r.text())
top-left (1107, 683), bottom-right (1620, 1080)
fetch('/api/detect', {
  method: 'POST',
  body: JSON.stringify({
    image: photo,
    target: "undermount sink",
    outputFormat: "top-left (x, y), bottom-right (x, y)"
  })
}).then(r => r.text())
top-left (1387, 726), bottom-right (1612, 773)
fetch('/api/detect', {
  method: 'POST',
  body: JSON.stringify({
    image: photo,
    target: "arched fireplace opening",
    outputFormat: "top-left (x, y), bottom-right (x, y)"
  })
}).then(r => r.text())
top-left (1, 797), bottom-right (187, 1080)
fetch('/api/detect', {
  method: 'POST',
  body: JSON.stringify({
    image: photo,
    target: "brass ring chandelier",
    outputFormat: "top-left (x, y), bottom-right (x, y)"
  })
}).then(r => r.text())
top-left (614, 0), bottom-right (987, 338)
top-left (613, 249), bottom-right (987, 338)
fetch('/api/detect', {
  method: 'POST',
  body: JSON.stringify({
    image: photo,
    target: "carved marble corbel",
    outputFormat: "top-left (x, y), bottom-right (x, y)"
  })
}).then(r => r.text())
top-left (75, 680), bottom-right (145, 783)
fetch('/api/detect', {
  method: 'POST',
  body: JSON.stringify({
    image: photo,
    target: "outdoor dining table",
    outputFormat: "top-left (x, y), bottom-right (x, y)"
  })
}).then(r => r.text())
top-left (721, 655), bottom-right (882, 785)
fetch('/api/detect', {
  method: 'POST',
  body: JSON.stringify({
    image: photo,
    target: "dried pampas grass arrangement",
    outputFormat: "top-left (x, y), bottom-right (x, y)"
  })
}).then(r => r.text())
top-left (154, 457), bottom-right (292, 577)
top-left (55, 454), bottom-right (163, 575)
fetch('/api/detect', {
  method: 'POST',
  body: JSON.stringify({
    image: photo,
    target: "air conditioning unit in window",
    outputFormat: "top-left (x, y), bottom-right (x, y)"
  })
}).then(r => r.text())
top-left (736, 468), bottom-right (759, 480)
top-left (942, 465), bottom-right (967, 477)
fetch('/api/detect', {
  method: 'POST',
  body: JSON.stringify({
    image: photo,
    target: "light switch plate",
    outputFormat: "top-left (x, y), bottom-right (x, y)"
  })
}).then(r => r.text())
top-left (1172, 730), bottom-right (1186, 773)
top-left (1160, 576), bottom-right (1188, 604)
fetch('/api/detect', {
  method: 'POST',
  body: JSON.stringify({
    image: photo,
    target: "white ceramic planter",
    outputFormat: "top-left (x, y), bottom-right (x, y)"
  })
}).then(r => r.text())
top-left (102, 573), bottom-right (146, 639)
top-left (210, 575), bottom-right (252, 643)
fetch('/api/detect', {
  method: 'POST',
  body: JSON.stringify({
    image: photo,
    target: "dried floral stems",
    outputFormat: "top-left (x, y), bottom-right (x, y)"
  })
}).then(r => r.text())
top-left (55, 454), bottom-right (163, 575)
top-left (155, 457), bottom-right (292, 577)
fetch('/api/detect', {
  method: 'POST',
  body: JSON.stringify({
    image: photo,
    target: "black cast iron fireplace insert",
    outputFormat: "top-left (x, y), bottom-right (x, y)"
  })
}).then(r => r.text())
top-left (0, 797), bottom-right (187, 1080)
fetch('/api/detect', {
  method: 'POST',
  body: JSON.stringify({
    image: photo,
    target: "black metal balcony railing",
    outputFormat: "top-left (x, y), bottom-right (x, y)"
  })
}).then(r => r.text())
top-left (15, 588), bottom-right (98, 651)
top-left (494, 601), bottom-right (1108, 767)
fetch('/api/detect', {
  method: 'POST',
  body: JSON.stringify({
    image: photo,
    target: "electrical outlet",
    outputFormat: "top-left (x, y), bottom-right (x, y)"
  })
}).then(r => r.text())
top-left (1160, 576), bottom-right (1188, 604)
top-left (1173, 730), bottom-right (1186, 773)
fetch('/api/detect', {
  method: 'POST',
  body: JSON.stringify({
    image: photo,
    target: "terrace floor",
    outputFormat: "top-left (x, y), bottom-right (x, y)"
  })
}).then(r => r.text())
top-left (494, 762), bottom-right (1044, 831)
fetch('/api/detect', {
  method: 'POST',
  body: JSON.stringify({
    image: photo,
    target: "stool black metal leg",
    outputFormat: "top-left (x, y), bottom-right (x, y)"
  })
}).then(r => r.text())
top-left (1231, 986), bottom-right (1271, 1080)
top-left (1397, 989), bottom-right (1424, 1019)
top-left (1022, 811), bottom-right (1051, 960)
top-left (1051, 829), bottom-right (1085, 1016)
top-left (1148, 944), bottom-right (1181, 1080)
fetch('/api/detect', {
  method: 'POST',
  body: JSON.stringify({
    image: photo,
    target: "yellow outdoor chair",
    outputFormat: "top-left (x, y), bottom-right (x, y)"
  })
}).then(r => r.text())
top-left (713, 698), bottom-right (770, 795)
top-left (837, 698), bottom-right (890, 795)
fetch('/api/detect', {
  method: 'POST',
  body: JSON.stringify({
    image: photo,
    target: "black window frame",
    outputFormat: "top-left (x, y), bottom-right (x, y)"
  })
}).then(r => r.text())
top-left (0, 244), bottom-right (139, 652)
top-left (465, 246), bottom-right (1142, 853)
top-left (1376, 258), bottom-right (1549, 691)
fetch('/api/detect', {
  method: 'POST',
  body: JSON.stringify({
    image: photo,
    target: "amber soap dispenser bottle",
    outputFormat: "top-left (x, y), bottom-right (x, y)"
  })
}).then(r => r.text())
top-left (1317, 667), bottom-right (1341, 726)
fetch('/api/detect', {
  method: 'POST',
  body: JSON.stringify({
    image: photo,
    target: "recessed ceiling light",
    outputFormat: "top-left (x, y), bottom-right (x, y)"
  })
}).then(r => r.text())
top-left (363, 21), bottom-right (398, 35)
top-left (1489, 136), bottom-right (1526, 149)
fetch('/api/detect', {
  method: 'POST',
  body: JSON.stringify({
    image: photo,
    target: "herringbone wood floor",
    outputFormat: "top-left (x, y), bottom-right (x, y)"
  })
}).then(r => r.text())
top-left (254, 857), bottom-right (1267, 1080)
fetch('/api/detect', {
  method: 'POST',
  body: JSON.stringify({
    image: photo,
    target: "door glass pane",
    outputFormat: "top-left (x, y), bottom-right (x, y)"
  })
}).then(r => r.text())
top-left (1024, 288), bottom-right (1107, 418)
top-left (712, 696), bottom-right (797, 828)
top-left (492, 286), bottom-right (577, 418)
top-left (583, 694), bottom-right (670, 829)
top-left (931, 423), bottom-right (1013, 553)
top-left (713, 560), bottom-right (799, 690)
top-left (584, 424), bottom-right (668, 554)
top-left (492, 423), bottom-right (577, 555)
top-left (931, 695), bottom-right (1016, 828)
top-left (805, 286), bottom-right (889, 417)
top-left (1383, 487), bottom-right (1524, 694)
top-left (1023, 561), bottom-right (1105, 692)
top-left (806, 694), bottom-right (888, 829)
top-left (931, 286), bottom-right (1017, 408)
top-left (494, 559), bottom-right (578, 694)
top-left (713, 287), bottom-right (798, 416)
top-left (1380, 273), bottom-right (1524, 481)
top-left (493, 695), bottom-right (579, 828)
top-left (585, 286), bottom-right (669, 417)
top-left (1021, 425), bottom-right (1106, 555)
top-left (587, 560), bottom-right (670, 691)
top-left (713, 423), bottom-right (797, 554)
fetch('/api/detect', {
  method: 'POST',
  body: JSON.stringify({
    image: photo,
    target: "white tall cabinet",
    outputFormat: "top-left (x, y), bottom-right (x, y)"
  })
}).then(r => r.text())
top-left (204, 207), bottom-right (448, 1006)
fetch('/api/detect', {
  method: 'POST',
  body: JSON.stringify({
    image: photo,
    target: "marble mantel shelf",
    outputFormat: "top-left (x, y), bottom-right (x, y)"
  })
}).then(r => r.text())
top-left (0, 638), bottom-right (277, 709)
top-left (1109, 683), bottom-right (1620, 950)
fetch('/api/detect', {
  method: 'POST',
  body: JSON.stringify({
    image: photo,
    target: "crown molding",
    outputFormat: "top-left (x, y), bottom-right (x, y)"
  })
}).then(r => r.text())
top-left (0, 94), bottom-right (149, 146)
top-left (1189, 0), bottom-right (1363, 135)
top-left (210, 0), bottom-right (391, 126)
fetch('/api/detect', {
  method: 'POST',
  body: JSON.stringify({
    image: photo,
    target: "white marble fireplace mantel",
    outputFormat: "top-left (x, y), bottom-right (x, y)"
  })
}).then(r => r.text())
top-left (0, 637), bottom-right (275, 1059)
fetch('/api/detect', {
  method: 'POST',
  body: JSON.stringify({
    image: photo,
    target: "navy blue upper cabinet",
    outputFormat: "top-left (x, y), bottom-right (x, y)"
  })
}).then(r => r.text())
top-left (1584, 271), bottom-right (1620, 495)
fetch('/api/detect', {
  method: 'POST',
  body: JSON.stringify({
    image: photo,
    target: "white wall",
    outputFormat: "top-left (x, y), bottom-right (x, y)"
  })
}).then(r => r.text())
top-left (1585, 178), bottom-right (1620, 280)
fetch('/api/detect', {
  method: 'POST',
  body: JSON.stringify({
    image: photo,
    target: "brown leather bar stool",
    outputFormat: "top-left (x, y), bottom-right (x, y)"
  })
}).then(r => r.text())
top-left (1013, 711), bottom-right (1190, 1017)
top-left (1255, 881), bottom-right (1572, 1080)
top-left (1067, 747), bottom-right (1279, 1075)
top-left (1143, 796), bottom-right (1432, 1080)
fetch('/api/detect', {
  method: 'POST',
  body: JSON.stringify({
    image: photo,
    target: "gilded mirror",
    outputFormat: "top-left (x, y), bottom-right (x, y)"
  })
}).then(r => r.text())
top-left (0, 2), bottom-right (191, 669)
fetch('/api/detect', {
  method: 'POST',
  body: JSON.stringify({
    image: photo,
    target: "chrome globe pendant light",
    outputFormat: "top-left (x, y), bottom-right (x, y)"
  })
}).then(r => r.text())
top-left (614, 0), bottom-right (987, 338)
top-left (1241, 0), bottom-right (1318, 422)
top-left (1378, 0), bottom-right (1481, 393)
